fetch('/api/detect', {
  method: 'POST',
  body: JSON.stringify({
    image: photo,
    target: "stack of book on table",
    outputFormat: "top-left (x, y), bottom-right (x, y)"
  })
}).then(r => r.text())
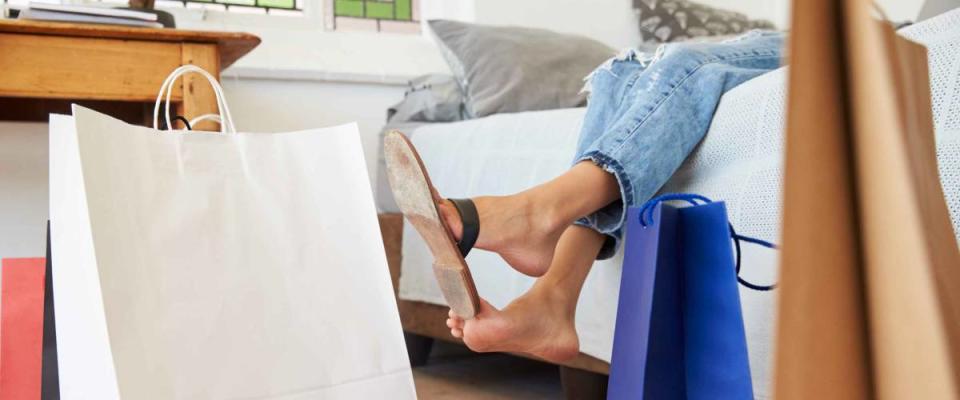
top-left (17, 2), bottom-right (162, 28)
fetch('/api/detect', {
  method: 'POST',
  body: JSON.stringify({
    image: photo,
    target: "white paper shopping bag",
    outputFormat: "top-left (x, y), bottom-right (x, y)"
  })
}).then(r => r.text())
top-left (49, 66), bottom-right (416, 399)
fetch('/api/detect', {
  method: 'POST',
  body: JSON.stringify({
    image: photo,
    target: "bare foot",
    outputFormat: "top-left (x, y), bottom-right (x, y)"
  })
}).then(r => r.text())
top-left (436, 193), bottom-right (566, 277)
top-left (427, 161), bottom-right (620, 277)
top-left (445, 291), bottom-right (580, 363)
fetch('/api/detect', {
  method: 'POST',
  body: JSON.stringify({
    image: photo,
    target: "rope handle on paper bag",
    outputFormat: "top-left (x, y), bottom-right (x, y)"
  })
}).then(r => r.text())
top-left (638, 193), bottom-right (778, 291)
top-left (153, 65), bottom-right (236, 134)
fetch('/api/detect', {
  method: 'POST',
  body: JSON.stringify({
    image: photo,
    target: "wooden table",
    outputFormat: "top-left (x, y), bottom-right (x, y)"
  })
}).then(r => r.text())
top-left (0, 20), bottom-right (260, 130)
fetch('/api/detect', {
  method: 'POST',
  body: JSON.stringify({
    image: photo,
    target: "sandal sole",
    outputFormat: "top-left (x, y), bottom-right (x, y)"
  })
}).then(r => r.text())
top-left (383, 131), bottom-right (480, 319)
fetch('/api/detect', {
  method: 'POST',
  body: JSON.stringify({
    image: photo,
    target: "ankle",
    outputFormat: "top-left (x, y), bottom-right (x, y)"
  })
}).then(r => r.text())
top-left (527, 280), bottom-right (578, 318)
top-left (515, 190), bottom-right (570, 237)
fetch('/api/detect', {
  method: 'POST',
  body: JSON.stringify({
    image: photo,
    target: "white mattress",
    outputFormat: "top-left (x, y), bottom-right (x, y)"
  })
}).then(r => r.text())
top-left (389, 10), bottom-right (960, 400)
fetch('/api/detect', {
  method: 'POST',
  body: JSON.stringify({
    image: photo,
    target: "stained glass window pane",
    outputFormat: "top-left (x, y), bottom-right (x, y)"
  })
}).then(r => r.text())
top-left (335, 0), bottom-right (363, 17)
top-left (256, 0), bottom-right (295, 9)
top-left (333, 0), bottom-right (416, 21)
top-left (219, 0), bottom-right (256, 6)
top-left (330, 0), bottom-right (419, 33)
top-left (364, 2), bottom-right (393, 19)
top-left (394, 0), bottom-right (411, 20)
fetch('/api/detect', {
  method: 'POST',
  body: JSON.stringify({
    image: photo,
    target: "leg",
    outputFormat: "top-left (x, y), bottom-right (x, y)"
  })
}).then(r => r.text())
top-left (446, 225), bottom-right (605, 362)
top-left (436, 162), bottom-right (619, 277)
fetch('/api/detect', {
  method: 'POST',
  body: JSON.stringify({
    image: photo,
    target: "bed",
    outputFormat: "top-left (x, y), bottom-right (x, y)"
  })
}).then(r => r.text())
top-left (374, 10), bottom-right (960, 399)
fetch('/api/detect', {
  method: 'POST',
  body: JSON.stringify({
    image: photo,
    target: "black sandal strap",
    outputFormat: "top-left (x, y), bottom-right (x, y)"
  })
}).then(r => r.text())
top-left (448, 198), bottom-right (479, 257)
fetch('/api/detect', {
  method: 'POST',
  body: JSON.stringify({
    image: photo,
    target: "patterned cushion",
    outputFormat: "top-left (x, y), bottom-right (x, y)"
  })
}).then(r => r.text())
top-left (633, 0), bottom-right (776, 43)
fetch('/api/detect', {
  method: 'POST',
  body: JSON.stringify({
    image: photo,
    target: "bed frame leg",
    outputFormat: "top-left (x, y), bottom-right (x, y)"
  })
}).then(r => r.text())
top-left (403, 332), bottom-right (434, 367)
top-left (560, 366), bottom-right (608, 400)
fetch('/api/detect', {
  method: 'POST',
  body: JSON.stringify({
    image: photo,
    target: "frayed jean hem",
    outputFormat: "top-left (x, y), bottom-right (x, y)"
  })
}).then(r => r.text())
top-left (573, 151), bottom-right (635, 259)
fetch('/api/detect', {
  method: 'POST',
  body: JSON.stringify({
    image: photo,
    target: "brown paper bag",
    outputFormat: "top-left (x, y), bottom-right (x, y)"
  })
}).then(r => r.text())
top-left (775, 0), bottom-right (960, 399)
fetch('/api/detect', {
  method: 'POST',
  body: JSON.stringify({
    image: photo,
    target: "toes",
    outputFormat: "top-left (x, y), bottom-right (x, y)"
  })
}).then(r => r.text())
top-left (436, 200), bottom-right (463, 239)
top-left (446, 318), bottom-right (464, 330)
top-left (448, 310), bottom-right (465, 326)
top-left (447, 309), bottom-right (467, 340)
top-left (460, 298), bottom-right (502, 353)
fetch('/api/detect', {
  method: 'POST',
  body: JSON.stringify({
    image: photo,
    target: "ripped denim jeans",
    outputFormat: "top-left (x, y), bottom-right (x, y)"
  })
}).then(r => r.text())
top-left (574, 31), bottom-right (784, 259)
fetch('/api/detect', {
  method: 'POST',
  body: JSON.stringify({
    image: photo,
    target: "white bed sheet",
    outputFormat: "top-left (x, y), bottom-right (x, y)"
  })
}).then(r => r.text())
top-left (393, 11), bottom-right (960, 399)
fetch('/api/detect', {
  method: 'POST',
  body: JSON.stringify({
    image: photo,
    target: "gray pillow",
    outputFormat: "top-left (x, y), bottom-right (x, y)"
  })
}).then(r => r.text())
top-left (919, 0), bottom-right (960, 21)
top-left (428, 19), bottom-right (616, 118)
top-left (387, 74), bottom-right (466, 123)
top-left (633, 0), bottom-right (776, 43)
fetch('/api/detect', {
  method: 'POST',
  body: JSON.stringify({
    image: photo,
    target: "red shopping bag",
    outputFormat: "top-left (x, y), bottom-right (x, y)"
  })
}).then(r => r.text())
top-left (1, 257), bottom-right (46, 400)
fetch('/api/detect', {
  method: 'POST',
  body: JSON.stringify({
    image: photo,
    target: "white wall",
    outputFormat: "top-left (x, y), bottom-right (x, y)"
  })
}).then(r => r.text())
top-left (220, 76), bottom-right (404, 192)
top-left (474, 0), bottom-right (641, 49)
top-left (474, 0), bottom-right (924, 42)
top-left (693, 0), bottom-right (791, 28)
top-left (877, 0), bottom-right (926, 22)
top-left (0, 124), bottom-right (49, 259)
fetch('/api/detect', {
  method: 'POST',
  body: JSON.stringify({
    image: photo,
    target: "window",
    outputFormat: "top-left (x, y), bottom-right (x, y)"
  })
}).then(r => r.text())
top-left (2, 0), bottom-right (37, 8)
top-left (0, 0), bottom-right (302, 15)
top-left (156, 0), bottom-right (303, 15)
top-left (2, 0), bottom-right (424, 33)
top-left (325, 0), bottom-right (420, 33)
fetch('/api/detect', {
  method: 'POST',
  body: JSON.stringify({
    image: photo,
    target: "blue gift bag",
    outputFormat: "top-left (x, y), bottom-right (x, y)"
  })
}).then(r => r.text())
top-left (607, 194), bottom-right (775, 400)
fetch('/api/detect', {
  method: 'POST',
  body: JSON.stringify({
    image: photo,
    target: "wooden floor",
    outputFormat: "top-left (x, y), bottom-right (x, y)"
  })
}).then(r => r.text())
top-left (412, 341), bottom-right (563, 399)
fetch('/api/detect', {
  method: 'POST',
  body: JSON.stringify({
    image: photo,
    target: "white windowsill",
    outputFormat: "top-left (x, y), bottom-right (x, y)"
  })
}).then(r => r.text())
top-left (221, 66), bottom-right (416, 85)
top-left (166, 7), bottom-right (453, 86)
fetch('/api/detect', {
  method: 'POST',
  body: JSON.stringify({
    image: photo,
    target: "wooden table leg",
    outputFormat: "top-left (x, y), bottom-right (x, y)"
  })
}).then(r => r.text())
top-left (176, 43), bottom-right (221, 132)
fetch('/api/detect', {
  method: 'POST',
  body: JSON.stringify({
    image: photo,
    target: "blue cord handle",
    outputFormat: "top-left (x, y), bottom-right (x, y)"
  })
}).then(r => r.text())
top-left (639, 193), bottom-right (778, 291)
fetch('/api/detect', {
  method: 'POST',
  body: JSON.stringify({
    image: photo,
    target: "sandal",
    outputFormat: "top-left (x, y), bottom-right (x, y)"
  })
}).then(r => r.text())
top-left (383, 131), bottom-right (481, 319)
